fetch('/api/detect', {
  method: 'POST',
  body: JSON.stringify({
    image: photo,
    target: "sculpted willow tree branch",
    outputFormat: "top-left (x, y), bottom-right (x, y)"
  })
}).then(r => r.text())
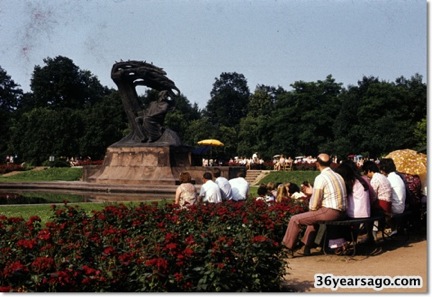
top-left (111, 60), bottom-right (181, 145)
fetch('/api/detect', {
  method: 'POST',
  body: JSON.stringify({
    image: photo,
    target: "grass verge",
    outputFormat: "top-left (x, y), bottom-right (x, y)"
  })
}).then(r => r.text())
top-left (0, 167), bottom-right (83, 182)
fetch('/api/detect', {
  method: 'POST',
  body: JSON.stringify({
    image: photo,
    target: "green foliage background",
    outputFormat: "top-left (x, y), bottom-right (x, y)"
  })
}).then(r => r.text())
top-left (0, 56), bottom-right (427, 165)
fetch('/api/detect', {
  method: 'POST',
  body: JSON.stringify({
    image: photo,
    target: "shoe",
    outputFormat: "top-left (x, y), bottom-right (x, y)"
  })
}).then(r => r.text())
top-left (281, 242), bottom-right (296, 258)
top-left (389, 230), bottom-right (398, 237)
top-left (302, 246), bottom-right (311, 256)
top-left (286, 248), bottom-right (296, 258)
top-left (294, 241), bottom-right (305, 249)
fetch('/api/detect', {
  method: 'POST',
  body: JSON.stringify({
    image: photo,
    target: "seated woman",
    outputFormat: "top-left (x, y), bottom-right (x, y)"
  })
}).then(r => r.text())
top-left (278, 155), bottom-right (286, 171)
top-left (276, 183), bottom-right (290, 203)
top-left (287, 182), bottom-right (308, 201)
top-left (335, 161), bottom-right (372, 219)
top-left (175, 172), bottom-right (198, 209)
top-left (266, 182), bottom-right (278, 199)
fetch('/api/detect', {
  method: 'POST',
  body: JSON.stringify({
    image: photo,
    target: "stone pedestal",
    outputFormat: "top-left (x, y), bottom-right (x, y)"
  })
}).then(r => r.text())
top-left (88, 145), bottom-right (204, 185)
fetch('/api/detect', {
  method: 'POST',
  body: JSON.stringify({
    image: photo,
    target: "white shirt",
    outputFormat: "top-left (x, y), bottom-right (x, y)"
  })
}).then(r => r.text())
top-left (256, 195), bottom-right (275, 203)
top-left (199, 180), bottom-right (222, 203)
top-left (229, 177), bottom-right (250, 201)
top-left (387, 172), bottom-right (406, 214)
top-left (215, 176), bottom-right (232, 200)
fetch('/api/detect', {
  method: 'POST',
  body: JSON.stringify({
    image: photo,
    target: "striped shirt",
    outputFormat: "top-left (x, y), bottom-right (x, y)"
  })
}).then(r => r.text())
top-left (309, 167), bottom-right (347, 211)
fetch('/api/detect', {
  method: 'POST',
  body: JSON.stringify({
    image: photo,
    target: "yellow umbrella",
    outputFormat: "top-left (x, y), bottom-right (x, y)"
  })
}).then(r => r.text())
top-left (197, 139), bottom-right (224, 164)
top-left (197, 139), bottom-right (224, 146)
top-left (385, 149), bottom-right (427, 186)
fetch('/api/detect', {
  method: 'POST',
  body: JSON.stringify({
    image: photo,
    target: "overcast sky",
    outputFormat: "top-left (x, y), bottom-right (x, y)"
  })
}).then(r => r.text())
top-left (0, 0), bottom-right (427, 109)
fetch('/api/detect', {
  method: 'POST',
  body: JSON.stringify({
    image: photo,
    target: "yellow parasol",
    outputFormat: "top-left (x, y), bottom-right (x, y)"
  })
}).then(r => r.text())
top-left (197, 139), bottom-right (224, 146)
top-left (197, 139), bottom-right (224, 164)
top-left (385, 149), bottom-right (427, 186)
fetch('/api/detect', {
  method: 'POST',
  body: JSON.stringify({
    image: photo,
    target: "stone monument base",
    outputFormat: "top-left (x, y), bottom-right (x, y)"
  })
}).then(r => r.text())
top-left (87, 145), bottom-right (206, 185)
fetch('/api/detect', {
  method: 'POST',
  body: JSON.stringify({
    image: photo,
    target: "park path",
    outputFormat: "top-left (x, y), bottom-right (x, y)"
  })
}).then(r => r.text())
top-left (283, 235), bottom-right (427, 293)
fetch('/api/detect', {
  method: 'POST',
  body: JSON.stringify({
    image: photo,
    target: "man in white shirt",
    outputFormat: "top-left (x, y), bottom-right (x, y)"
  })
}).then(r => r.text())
top-left (379, 158), bottom-right (406, 237)
top-left (213, 168), bottom-right (232, 201)
top-left (229, 170), bottom-right (250, 201)
top-left (199, 172), bottom-right (222, 203)
top-left (379, 158), bottom-right (406, 214)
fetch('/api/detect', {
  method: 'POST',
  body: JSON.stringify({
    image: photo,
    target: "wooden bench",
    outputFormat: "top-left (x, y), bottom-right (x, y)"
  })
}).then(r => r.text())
top-left (315, 215), bottom-right (385, 256)
top-left (316, 210), bottom-right (413, 256)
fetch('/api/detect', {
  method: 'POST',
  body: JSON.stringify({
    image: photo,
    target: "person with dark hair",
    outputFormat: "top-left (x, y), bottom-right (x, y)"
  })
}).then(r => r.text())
top-left (361, 160), bottom-right (394, 242)
top-left (286, 182), bottom-right (307, 200)
top-left (287, 183), bottom-right (301, 195)
top-left (334, 161), bottom-right (373, 219)
top-left (361, 160), bottom-right (392, 215)
top-left (379, 158), bottom-right (406, 215)
top-left (256, 184), bottom-right (274, 203)
top-left (199, 172), bottom-right (222, 203)
top-left (213, 168), bottom-right (232, 201)
top-left (229, 170), bottom-right (250, 201)
top-left (282, 153), bottom-right (347, 256)
top-left (378, 158), bottom-right (407, 237)
top-left (256, 184), bottom-right (268, 199)
top-left (175, 171), bottom-right (197, 208)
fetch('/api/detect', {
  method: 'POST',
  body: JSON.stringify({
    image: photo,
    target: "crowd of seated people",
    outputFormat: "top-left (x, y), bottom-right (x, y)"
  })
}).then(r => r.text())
top-left (279, 154), bottom-right (426, 257)
top-left (174, 168), bottom-right (251, 207)
top-left (183, 152), bottom-right (425, 256)
top-left (227, 156), bottom-right (265, 169)
top-left (273, 155), bottom-right (294, 171)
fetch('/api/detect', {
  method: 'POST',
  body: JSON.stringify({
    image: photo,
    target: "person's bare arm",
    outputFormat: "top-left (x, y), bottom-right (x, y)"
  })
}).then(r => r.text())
top-left (175, 187), bottom-right (181, 204)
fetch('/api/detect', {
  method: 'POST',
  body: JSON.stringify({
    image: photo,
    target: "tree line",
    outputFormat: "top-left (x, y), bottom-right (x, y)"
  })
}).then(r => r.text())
top-left (0, 56), bottom-right (426, 165)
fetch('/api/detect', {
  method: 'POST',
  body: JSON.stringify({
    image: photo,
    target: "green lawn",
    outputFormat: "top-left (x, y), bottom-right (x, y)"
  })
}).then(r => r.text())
top-left (0, 167), bottom-right (83, 182)
top-left (258, 170), bottom-right (319, 187)
top-left (0, 203), bottom-right (109, 223)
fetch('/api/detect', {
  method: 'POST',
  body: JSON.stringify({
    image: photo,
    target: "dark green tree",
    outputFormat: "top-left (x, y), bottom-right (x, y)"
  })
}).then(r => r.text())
top-left (329, 87), bottom-right (367, 158)
top-left (395, 74), bottom-right (427, 151)
top-left (414, 118), bottom-right (427, 150)
top-left (204, 72), bottom-right (250, 127)
top-left (247, 84), bottom-right (278, 117)
top-left (10, 108), bottom-right (84, 164)
top-left (79, 90), bottom-right (127, 159)
top-left (164, 93), bottom-right (201, 146)
top-left (237, 85), bottom-right (280, 159)
top-left (185, 117), bottom-right (216, 146)
top-left (355, 76), bottom-right (424, 157)
top-left (30, 56), bottom-right (106, 109)
top-left (8, 56), bottom-right (115, 164)
top-left (268, 75), bottom-right (343, 158)
top-left (395, 74), bottom-right (426, 123)
top-left (0, 67), bottom-right (23, 158)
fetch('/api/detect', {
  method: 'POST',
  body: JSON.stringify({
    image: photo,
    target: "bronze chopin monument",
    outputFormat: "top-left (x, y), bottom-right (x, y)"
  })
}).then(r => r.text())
top-left (88, 60), bottom-right (203, 185)
top-left (110, 60), bottom-right (182, 146)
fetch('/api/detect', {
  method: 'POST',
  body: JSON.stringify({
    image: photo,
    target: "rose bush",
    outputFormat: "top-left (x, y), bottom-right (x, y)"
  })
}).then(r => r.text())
top-left (0, 198), bottom-right (307, 292)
